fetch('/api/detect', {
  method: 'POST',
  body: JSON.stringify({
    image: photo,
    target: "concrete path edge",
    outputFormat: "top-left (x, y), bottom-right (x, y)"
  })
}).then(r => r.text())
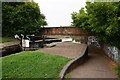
top-left (59, 44), bottom-right (88, 79)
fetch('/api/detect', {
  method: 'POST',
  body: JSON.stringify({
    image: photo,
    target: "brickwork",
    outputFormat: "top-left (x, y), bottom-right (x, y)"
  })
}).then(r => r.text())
top-left (41, 27), bottom-right (87, 36)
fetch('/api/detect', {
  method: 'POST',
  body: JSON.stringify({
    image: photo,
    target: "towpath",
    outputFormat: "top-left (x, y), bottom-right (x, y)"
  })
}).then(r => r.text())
top-left (68, 47), bottom-right (117, 78)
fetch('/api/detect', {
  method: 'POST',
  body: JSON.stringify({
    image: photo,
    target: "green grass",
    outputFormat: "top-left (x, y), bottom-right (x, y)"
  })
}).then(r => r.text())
top-left (1, 51), bottom-right (70, 78)
top-left (0, 37), bottom-right (18, 43)
top-left (115, 65), bottom-right (120, 79)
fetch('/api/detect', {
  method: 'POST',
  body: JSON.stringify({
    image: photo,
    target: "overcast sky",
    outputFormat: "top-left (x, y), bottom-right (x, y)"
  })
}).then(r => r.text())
top-left (34, 0), bottom-right (86, 27)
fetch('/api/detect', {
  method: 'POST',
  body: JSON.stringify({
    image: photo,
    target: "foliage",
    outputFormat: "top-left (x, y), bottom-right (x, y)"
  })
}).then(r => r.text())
top-left (0, 37), bottom-right (18, 42)
top-left (115, 65), bottom-right (120, 78)
top-left (71, 2), bottom-right (120, 49)
top-left (2, 51), bottom-right (70, 78)
top-left (2, 2), bottom-right (47, 37)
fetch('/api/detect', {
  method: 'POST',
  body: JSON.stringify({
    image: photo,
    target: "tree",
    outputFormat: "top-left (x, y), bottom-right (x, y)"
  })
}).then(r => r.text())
top-left (71, 8), bottom-right (90, 31)
top-left (71, 2), bottom-right (120, 49)
top-left (2, 2), bottom-right (47, 37)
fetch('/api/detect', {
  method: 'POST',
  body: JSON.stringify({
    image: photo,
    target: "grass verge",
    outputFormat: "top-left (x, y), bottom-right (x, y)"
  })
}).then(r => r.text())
top-left (0, 37), bottom-right (18, 43)
top-left (1, 51), bottom-right (70, 78)
top-left (115, 65), bottom-right (120, 79)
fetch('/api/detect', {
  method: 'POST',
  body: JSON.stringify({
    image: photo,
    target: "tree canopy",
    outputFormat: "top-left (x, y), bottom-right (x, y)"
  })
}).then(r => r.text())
top-left (71, 2), bottom-right (120, 49)
top-left (2, 2), bottom-right (47, 37)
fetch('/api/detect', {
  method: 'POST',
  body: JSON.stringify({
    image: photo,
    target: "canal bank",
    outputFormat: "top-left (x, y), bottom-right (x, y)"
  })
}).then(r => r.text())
top-left (0, 42), bottom-right (22, 57)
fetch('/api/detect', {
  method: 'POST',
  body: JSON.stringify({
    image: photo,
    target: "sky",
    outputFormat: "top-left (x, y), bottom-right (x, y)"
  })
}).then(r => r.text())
top-left (34, 0), bottom-right (86, 27)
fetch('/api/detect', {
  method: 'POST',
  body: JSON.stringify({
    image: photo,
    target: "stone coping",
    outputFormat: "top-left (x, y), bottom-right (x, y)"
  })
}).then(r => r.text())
top-left (59, 44), bottom-right (88, 79)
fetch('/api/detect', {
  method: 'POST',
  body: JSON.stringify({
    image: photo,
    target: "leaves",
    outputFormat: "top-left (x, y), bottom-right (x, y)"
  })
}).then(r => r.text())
top-left (2, 2), bottom-right (47, 37)
top-left (71, 2), bottom-right (120, 49)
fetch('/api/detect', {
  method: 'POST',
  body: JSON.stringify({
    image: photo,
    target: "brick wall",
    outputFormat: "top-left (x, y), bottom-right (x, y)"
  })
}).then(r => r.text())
top-left (41, 27), bottom-right (87, 36)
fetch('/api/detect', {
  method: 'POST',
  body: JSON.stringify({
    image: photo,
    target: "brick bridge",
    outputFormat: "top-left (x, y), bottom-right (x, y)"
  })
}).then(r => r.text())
top-left (40, 26), bottom-right (88, 36)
